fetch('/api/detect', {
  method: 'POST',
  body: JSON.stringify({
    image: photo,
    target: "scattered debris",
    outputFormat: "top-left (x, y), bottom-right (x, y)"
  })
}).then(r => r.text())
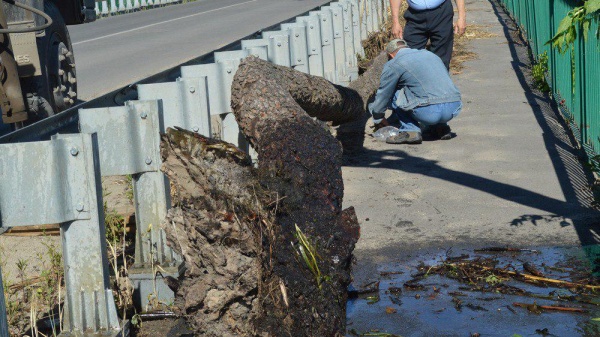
top-left (348, 247), bottom-right (600, 336)
top-left (523, 262), bottom-right (545, 277)
top-left (466, 303), bottom-right (489, 312)
top-left (349, 281), bottom-right (381, 297)
top-left (3, 224), bottom-right (60, 237)
top-left (366, 296), bottom-right (380, 305)
top-left (386, 286), bottom-right (402, 295)
top-left (535, 327), bottom-right (551, 336)
top-left (513, 302), bottom-right (588, 313)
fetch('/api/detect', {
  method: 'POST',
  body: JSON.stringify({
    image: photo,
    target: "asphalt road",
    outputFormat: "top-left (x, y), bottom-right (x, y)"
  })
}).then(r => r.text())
top-left (69, 0), bottom-right (332, 101)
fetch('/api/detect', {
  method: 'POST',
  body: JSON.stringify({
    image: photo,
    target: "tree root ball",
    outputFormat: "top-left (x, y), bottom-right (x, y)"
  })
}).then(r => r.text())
top-left (160, 53), bottom-right (387, 336)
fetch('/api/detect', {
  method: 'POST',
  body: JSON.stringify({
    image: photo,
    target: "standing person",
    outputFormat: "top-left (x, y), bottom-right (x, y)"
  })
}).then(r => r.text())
top-left (389, 0), bottom-right (466, 70)
top-left (370, 39), bottom-right (462, 144)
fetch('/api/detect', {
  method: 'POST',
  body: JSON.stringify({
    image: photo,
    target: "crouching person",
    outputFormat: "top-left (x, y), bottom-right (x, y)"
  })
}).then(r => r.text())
top-left (369, 39), bottom-right (462, 144)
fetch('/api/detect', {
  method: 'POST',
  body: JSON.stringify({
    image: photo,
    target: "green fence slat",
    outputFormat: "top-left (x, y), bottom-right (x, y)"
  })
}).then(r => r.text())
top-left (534, 1), bottom-right (552, 58)
top-left (584, 20), bottom-right (600, 153)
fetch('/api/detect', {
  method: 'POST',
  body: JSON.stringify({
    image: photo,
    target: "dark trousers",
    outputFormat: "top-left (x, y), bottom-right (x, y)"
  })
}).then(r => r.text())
top-left (403, 0), bottom-right (454, 69)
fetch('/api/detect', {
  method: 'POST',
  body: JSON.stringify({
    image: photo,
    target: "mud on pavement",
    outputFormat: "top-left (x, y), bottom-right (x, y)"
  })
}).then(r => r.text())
top-left (347, 246), bottom-right (600, 337)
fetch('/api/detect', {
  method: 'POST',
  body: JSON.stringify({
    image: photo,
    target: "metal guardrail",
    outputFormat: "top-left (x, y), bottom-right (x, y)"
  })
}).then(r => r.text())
top-left (94, 0), bottom-right (183, 16)
top-left (0, 0), bottom-right (389, 335)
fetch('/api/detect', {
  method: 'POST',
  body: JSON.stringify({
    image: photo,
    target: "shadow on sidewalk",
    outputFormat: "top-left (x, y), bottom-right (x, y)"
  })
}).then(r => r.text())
top-left (487, 0), bottom-right (600, 258)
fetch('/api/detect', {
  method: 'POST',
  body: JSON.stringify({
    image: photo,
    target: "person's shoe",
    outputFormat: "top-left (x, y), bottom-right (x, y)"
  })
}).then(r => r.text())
top-left (385, 131), bottom-right (422, 144)
top-left (434, 124), bottom-right (452, 140)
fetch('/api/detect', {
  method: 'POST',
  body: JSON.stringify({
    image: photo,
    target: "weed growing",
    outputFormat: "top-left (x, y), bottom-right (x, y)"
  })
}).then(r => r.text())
top-left (292, 224), bottom-right (331, 290)
top-left (532, 51), bottom-right (551, 93)
top-left (104, 203), bottom-right (135, 325)
top-left (2, 237), bottom-right (64, 337)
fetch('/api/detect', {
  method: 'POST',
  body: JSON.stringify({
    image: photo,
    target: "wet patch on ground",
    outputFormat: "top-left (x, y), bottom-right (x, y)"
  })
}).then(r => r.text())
top-left (347, 246), bottom-right (600, 337)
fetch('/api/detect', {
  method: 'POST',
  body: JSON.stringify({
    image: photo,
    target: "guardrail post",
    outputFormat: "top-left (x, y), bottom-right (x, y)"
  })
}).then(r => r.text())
top-left (297, 15), bottom-right (324, 77)
top-left (383, 0), bottom-right (389, 20)
top-left (324, 4), bottom-right (349, 85)
top-left (0, 134), bottom-right (123, 336)
top-left (79, 100), bottom-right (183, 311)
top-left (377, 0), bottom-right (383, 29)
top-left (311, 9), bottom-right (337, 83)
top-left (359, 0), bottom-right (367, 41)
top-left (101, 0), bottom-right (109, 16)
top-left (372, 0), bottom-right (379, 32)
top-left (262, 31), bottom-right (291, 67)
top-left (214, 50), bottom-right (250, 150)
top-left (365, 0), bottom-right (374, 35)
top-left (281, 23), bottom-right (310, 74)
top-left (180, 63), bottom-right (223, 118)
top-left (355, 0), bottom-right (365, 56)
top-left (345, 0), bottom-right (364, 57)
top-left (241, 39), bottom-right (269, 60)
top-left (138, 79), bottom-right (211, 136)
top-left (118, 0), bottom-right (126, 12)
top-left (340, 0), bottom-right (359, 80)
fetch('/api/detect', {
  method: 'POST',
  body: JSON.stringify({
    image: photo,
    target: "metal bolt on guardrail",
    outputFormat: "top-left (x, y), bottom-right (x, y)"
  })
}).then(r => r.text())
top-left (0, 0), bottom-right (386, 333)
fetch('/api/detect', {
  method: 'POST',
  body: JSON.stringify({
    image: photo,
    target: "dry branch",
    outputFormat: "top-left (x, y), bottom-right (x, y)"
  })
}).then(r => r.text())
top-left (449, 263), bottom-right (600, 291)
top-left (513, 302), bottom-right (588, 313)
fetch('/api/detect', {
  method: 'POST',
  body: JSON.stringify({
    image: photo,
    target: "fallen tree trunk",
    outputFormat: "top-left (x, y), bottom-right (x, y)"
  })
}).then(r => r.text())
top-left (160, 53), bottom-right (387, 337)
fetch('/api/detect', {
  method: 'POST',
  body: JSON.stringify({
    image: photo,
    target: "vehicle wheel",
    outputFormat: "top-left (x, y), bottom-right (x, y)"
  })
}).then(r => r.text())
top-left (21, 1), bottom-right (77, 121)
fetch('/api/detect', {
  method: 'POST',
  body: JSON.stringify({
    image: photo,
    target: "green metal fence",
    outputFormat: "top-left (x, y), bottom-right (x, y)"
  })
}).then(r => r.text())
top-left (498, 0), bottom-right (599, 168)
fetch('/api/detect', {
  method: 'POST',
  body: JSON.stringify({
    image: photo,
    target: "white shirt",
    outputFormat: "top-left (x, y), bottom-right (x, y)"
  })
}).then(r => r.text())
top-left (407, 0), bottom-right (446, 11)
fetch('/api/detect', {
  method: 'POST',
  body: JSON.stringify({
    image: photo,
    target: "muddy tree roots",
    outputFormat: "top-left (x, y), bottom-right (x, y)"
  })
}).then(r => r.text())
top-left (160, 54), bottom-right (387, 336)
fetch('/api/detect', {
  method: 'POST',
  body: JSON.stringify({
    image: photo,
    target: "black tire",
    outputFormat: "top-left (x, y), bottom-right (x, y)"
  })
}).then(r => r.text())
top-left (21, 1), bottom-right (77, 121)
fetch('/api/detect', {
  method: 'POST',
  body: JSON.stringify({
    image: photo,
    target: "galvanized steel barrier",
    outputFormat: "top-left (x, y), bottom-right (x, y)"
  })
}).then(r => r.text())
top-left (497, 0), bottom-right (600, 169)
top-left (95, 0), bottom-right (183, 16)
top-left (0, 0), bottom-right (389, 335)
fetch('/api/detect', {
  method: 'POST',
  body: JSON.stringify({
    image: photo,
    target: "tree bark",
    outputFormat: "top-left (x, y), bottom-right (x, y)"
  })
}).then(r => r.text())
top-left (160, 53), bottom-right (387, 336)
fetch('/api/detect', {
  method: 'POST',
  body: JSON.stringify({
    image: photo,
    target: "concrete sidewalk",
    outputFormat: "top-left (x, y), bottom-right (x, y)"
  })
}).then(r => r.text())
top-left (344, 0), bottom-right (600, 285)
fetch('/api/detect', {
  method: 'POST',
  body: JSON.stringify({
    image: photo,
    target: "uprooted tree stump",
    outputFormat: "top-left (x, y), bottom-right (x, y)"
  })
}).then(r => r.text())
top-left (160, 54), bottom-right (387, 337)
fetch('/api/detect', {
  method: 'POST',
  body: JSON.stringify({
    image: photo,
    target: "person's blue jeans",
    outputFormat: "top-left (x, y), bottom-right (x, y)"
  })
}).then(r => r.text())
top-left (393, 101), bottom-right (462, 132)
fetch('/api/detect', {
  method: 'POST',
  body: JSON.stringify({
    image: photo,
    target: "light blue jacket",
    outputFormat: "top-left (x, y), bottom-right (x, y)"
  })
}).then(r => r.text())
top-left (368, 48), bottom-right (461, 121)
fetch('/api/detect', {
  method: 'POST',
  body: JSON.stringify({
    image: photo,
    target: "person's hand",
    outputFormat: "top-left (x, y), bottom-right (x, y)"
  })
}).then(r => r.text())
top-left (391, 21), bottom-right (403, 39)
top-left (454, 16), bottom-right (467, 36)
